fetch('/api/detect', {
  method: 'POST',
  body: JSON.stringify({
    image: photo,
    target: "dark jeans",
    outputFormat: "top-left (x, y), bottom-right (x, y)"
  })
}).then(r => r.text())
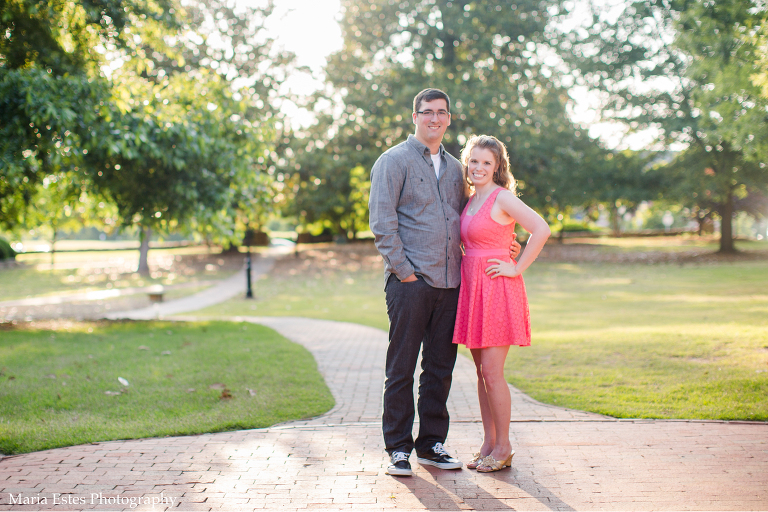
top-left (383, 275), bottom-right (460, 456)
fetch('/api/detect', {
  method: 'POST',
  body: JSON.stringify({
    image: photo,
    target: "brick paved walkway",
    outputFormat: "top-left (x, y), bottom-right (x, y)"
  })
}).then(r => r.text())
top-left (1, 317), bottom-right (767, 511)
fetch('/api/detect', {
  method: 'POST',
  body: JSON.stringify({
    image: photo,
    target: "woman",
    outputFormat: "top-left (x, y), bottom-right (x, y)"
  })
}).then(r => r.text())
top-left (452, 135), bottom-right (551, 473)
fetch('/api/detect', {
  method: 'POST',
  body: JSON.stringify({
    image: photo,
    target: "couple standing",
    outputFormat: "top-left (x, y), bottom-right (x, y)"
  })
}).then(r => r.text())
top-left (369, 88), bottom-right (551, 476)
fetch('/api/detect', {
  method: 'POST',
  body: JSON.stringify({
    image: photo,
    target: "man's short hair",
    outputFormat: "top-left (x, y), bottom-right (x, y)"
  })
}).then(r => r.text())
top-left (413, 88), bottom-right (451, 113)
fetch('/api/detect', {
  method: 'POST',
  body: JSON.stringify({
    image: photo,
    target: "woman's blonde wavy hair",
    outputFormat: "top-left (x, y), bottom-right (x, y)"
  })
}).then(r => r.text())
top-left (460, 135), bottom-right (516, 193)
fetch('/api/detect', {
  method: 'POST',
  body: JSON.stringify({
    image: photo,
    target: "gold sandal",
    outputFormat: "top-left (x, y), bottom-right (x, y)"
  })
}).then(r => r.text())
top-left (476, 451), bottom-right (515, 473)
top-left (467, 452), bottom-right (484, 470)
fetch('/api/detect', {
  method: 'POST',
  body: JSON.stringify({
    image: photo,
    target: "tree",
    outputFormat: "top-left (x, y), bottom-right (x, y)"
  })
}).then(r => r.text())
top-left (26, 173), bottom-right (81, 267)
top-left (84, 69), bottom-right (274, 274)
top-left (664, 142), bottom-right (763, 243)
top-left (286, 0), bottom-right (605, 235)
top-left (2, 0), bottom-right (291, 274)
top-left (92, 0), bottom-right (293, 269)
top-left (22, 172), bottom-right (116, 267)
top-left (0, 70), bottom-right (105, 230)
top-left (579, 150), bottom-right (663, 236)
top-left (681, 1), bottom-right (768, 165)
top-left (678, 0), bottom-right (768, 248)
top-left (135, 0), bottom-right (293, 112)
top-left (561, 0), bottom-right (768, 252)
top-left (0, 0), bottom-right (179, 230)
top-left (286, 136), bottom-right (371, 240)
top-left (753, 20), bottom-right (768, 100)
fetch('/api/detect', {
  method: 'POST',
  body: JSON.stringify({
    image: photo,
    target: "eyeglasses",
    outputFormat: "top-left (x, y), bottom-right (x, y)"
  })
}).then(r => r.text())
top-left (415, 110), bottom-right (450, 119)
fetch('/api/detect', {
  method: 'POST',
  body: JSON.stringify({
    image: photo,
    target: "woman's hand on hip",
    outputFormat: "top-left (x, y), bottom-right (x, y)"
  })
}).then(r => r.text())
top-left (485, 258), bottom-right (520, 279)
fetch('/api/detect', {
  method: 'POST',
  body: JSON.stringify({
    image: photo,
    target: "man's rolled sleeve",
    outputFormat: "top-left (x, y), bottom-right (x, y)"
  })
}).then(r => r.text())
top-left (369, 154), bottom-right (415, 281)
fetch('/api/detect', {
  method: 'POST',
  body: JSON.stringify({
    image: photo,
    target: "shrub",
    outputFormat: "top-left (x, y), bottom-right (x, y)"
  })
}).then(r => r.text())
top-left (559, 221), bottom-right (597, 233)
top-left (0, 237), bottom-right (16, 261)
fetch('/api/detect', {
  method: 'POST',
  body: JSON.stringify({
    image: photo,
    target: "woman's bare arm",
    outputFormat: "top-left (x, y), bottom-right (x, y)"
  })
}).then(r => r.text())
top-left (486, 190), bottom-right (551, 278)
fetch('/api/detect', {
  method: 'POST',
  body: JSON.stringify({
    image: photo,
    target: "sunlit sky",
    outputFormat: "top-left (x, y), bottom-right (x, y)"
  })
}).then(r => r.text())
top-left (261, 0), bottom-right (343, 126)
top-left (262, 0), bottom-right (653, 150)
top-left (264, 0), bottom-right (343, 86)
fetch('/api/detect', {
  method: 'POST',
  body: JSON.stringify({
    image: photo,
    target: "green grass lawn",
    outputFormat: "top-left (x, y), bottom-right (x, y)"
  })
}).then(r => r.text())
top-left (0, 320), bottom-right (334, 455)
top-left (198, 241), bottom-right (768, 420)
top-left (507, 260), bottom-right (768, 420)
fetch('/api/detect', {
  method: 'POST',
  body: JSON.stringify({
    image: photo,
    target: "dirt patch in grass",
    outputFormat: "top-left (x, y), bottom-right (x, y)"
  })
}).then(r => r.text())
top-left (290, 238), bottom-right (768, 271)
top-left (538, 241), bottom-right (768, 265)
top-left (198, 242), bottom-right (388, 328)
top-left (16, 249), bottom-right (245, 288)
top-left (280, 242), bottom-right (384, 276)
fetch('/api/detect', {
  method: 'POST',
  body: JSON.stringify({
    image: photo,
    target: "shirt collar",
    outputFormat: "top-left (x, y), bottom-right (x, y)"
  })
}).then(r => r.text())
top-left (407, 134), bottom-right (444, 158)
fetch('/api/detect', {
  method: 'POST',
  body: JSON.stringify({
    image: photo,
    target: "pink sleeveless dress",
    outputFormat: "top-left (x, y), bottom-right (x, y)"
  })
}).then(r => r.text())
top-left (452, 187), bottom-right (531, 348)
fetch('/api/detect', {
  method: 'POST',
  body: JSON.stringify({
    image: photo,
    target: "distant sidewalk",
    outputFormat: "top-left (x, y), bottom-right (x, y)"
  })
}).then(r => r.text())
top-left (0, 281), bottom-right (219, 309)
top-left (0, 248), bottom-right (286, 323)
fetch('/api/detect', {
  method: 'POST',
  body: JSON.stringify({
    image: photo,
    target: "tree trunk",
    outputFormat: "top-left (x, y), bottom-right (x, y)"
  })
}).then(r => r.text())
top-left (610, 205), bottom-right (621, 237)
top-left (222, 242), bottom-right (240, 254)
top-left (137, 226), bottom-right (152, 276)
top-left (50, 228), bottom-right (58, 270)
top-left (334, 221), bottom-right (348, 243)
top-left (718, 192), bottom-right (736, 253)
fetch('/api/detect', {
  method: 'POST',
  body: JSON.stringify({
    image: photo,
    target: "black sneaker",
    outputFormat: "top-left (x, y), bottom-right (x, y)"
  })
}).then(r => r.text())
top-left (417, 443), bottom-right (463, 470)
top-left (386, 452), bottom-right (412, 476)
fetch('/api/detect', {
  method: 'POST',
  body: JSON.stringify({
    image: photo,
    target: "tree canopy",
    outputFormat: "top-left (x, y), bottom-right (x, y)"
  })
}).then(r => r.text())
top-left (1, 0), bottom-right (292, 270)
top-left (562, 0), bottom-right (768, 251)
top-left (3, 0), bottom-right (765, 251)
top-left (0, 0), bottom-right (178, 230)
top-left (282, 0), bottom-right (611, 236)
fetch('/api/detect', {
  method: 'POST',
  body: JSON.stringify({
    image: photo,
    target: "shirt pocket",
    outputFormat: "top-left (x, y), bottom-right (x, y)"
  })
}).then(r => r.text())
top-left (442, 177), bottom-right (465, 210)
top-left (406, 174), bottom-right (435, 205)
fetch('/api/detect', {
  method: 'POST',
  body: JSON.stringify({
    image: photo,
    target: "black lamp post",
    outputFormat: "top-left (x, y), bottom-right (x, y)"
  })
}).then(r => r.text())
top-left (245, 248), bottom-right (253, 299)
top-left (244, 228), bottom-right (255, 299)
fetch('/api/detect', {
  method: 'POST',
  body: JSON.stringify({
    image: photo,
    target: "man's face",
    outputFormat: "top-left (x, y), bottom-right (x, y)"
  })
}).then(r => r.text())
top-left (412, 98), bottom-right (451, 147)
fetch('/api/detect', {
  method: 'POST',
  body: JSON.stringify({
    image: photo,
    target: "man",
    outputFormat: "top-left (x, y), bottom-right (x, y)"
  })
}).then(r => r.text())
top-left (368, 88), bottom-right (521, 476)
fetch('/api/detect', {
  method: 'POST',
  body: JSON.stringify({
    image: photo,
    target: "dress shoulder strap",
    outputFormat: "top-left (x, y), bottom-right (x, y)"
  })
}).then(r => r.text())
top-left (480, 187), bottom-right (504, 215)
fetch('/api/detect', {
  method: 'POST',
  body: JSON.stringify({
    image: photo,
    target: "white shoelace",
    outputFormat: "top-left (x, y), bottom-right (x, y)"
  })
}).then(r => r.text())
top-left (391, 452), bottom-right (409, 463)
top-left (433, 443), bottom-right (450, 457)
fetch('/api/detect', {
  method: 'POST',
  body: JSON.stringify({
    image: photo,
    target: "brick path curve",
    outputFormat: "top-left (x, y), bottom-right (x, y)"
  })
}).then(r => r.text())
top-left (220, 316), bottom-right (608, 426)
top-left (1, 316), bottom-right (767, 511)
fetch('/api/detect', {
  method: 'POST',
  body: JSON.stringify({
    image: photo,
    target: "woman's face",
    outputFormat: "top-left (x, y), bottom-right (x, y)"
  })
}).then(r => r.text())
top-left (467, 147), bottom-right (498, 188)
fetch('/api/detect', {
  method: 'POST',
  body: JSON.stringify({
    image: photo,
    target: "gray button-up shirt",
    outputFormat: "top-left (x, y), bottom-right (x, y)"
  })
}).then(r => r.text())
top-left (369, 135), bottom-right (467, 289)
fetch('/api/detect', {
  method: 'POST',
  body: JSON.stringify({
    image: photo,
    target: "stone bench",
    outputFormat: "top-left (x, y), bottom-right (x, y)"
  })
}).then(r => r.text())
top-left (147, 285), bottom-right (165, 303)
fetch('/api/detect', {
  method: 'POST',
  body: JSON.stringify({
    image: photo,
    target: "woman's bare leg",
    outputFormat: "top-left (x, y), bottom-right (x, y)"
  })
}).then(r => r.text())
top-left (477, 345), bottom-right (512, 460)
top-left (471, 348), bottom-right (495, 456)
